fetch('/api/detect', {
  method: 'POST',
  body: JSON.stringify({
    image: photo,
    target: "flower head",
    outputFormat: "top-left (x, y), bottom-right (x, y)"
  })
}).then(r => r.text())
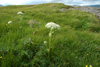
top-left (33, 31), bottom-right (37, 35)
top-left (90, 65), bottom-right (92, 67)
top-left (45, 22), bottom-right (60, 30)
top-left (8, 21), bottom-right (12, 24)
top-left (0, 56), bottom-right (2, 58)
top-left (17, 11), bottom-right (23, 15)
top-left (44, 41), bottom-right (47, 44)
top-left (86, 65), bottom-right (88, 67)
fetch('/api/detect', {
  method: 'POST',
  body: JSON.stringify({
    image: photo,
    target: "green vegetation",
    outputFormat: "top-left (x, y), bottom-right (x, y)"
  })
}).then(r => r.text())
top-left (0, 3), bottom-right (100, 67)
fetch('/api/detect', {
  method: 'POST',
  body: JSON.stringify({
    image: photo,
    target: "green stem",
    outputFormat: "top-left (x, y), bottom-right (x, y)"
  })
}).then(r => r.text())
top-left (48, 29), bottom-right (52, 63)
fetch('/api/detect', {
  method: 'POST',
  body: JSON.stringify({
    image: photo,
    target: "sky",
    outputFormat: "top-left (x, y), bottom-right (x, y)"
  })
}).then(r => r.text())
top-left (0, 0), bottom-right (100, 6)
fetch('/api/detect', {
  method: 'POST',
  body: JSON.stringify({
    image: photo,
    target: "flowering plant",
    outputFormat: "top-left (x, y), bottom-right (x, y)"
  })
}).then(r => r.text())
top-left (8, 21), bottom-right (12, 24)
top-left (45, 22), bottom-right (60, 61)
top-left (45, 22), bottom-right (60, 30)
top-left (17, 11), bottom-right (24, 15)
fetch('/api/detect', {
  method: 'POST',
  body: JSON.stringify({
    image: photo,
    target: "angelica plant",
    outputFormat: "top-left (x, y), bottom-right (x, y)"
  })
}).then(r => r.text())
top-left (45, 22), bottom-right (60, 61)
top-left (17, 11), bottom-right (24, 21)
top-left (17, 11), bottom-right (24, 15)
top-left (8, 21), bottom-right (12, 24)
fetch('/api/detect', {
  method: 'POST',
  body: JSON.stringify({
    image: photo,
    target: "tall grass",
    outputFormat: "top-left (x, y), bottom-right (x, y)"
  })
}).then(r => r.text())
top-left (0, 3), bottom-right (100, 67)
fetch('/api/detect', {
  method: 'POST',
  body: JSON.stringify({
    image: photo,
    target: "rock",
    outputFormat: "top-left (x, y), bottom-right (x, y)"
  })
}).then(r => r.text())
top-left (59, 8), bottom-right (66, 11)
top-left (69, 6), bottom-right (100, 19)
top-left (96, 13), bottom-right (100, 19)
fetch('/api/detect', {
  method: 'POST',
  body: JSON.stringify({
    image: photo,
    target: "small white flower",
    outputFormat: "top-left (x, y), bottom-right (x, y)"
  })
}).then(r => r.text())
top-left (45, 22), bottom-right (60, 30)
top-left (44, 41), bottom-right (47, 44)
top-left (8, 21), bottom-right (12, 24)
top-left (17, 11), bottom-right (23, 15)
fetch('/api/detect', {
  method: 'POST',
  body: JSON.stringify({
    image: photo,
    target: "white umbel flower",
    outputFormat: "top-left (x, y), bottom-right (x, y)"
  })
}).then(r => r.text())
top-left (8, 21), bottom-right (12, 24)
top-left (44, 41), bottom-right (47, 44)
top-left (17, 11), bottom-right (23, 15)
top-left (45, 22), bottom-right (60, 30)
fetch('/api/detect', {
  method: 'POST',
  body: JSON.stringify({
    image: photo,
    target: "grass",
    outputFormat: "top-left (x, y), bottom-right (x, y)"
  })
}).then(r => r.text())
top-left (0, 3), bottom-right (100, 67)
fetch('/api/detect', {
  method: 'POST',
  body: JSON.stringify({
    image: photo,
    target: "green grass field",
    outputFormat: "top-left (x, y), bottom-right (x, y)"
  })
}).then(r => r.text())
top-left (0, 3), bottom-right (100, 67)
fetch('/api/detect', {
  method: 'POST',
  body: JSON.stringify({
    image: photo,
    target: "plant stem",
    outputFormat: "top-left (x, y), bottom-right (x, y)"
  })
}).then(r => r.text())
top-left (48, 29), bottom-right (52, 62)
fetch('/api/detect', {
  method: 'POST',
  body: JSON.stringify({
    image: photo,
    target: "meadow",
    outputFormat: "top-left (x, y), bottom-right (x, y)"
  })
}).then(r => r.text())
top-left (0, 3), bottom-right (100, 67)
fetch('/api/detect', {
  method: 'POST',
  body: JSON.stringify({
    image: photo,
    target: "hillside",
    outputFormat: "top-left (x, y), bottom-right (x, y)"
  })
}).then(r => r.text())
top-left (0, 5), bottom-right (3, 6)
top-left (88, 5), bottom-right (100, 7)
top-left (0, 3), bottom-right (100, 67)
top-left (70, 6), bottom-right (100, 19)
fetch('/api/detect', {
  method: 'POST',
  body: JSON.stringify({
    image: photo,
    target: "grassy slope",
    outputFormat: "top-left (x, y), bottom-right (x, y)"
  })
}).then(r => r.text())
top-left (0, 3), bottom-right (100, 67)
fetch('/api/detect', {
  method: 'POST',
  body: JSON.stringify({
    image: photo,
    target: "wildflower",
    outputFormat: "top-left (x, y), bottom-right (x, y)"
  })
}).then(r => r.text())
top-left (17, 11), bottom-right (23, 15)
top-left (90, 65), bottom-right (92, 67)
top-left (44, 41), bottom-right (47, 44)
top-left (28, 20), bottom-right (37, 28)
top-left (45, 22), bottom-right (60, 30)
top-left (33, 31), bottom-right (36, 35)
top-left (8, 21), bottom-right (12, 24)
top-left (45, 22), bottom-right (60, 61)
top-left (86, 65), bottom-right (88, 67)
top-left (0, 56), bottom-right (2, 58)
